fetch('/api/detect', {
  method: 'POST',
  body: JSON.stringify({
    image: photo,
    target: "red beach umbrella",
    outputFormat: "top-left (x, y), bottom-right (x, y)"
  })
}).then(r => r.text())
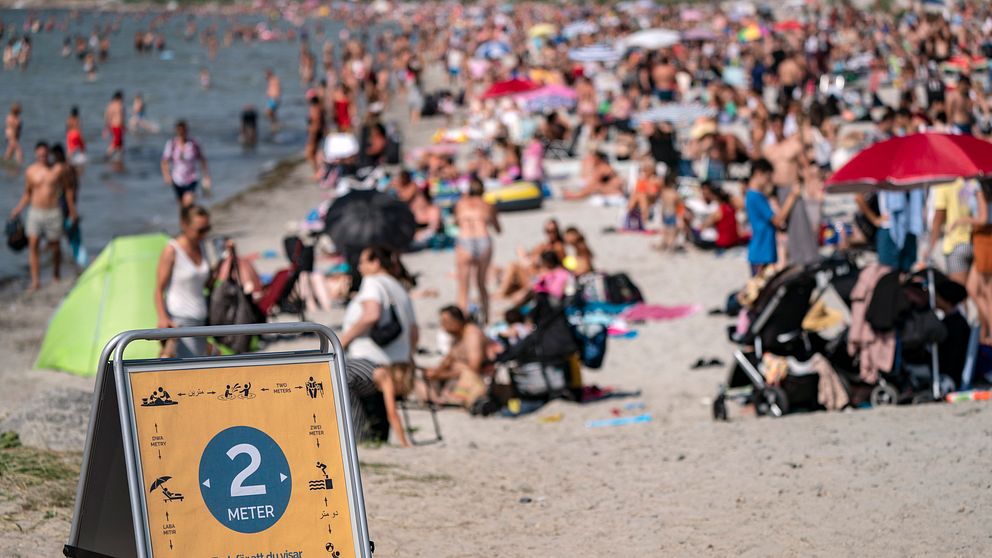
top-left (826, 133), bottom-right (992, 194)
top-left (773, 20), bottom-right (803, 32)
top-left (481, 78), bottom-right (540, 99)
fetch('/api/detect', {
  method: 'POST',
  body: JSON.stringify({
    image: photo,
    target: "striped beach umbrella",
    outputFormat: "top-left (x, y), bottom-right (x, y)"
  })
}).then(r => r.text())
top-left (631, 103), bottom-right (717, 127)
top-left (514, 84), bottom-right (577, 113)
top-left (562, 20), bottom-right (599, 39)
top-left (475, 40), bottom-right (512, 60)
top-left (568, 44), bottom-right (624, 64)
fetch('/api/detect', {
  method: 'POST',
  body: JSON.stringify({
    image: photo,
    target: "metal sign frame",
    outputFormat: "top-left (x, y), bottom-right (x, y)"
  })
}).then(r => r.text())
top-left (65, 322), bottom-right (372, 558)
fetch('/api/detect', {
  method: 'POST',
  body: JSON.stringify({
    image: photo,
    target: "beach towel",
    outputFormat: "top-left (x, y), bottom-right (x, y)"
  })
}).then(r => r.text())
top-left (620, 303), bottom-right (701, 322)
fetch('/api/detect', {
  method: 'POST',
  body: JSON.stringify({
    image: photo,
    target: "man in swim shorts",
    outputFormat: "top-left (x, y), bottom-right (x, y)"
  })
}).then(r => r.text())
top-left (10, 142), bottom-right (73, 292)
top-left (265, 69), bottom-right (281, 125)
top-left (104, 90), bottom-right (125, 160)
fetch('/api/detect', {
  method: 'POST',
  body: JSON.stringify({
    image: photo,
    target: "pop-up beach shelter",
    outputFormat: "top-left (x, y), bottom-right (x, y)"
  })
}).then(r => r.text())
top-left (36, 233), bottom-right (168, 376)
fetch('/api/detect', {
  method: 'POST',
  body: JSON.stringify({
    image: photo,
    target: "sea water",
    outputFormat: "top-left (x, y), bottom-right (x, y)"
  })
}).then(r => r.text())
top-left (0, 8), bottom-right (351, 279)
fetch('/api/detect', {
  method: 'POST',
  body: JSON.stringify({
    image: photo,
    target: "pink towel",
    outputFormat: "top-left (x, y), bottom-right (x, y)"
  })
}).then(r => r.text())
top-left (620, 303), bottom-right (702, 322)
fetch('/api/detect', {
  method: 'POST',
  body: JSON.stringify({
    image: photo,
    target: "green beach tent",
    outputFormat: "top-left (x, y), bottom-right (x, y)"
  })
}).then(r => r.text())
top-left (36, 233), bottom-right (169, 376)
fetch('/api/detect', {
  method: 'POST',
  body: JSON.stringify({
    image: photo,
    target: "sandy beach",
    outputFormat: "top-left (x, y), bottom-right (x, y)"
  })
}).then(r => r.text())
top-left (2, 51), bottom-right (992, 558)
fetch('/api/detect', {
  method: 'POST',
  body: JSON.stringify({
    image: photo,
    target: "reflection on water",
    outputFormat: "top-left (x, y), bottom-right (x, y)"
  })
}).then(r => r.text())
top-left (0, 9), bottom-right (345, 279)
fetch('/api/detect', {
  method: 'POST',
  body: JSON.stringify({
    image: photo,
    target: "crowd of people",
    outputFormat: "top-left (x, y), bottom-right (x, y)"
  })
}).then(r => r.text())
top-left (7, 1), bottom-right (992, 444)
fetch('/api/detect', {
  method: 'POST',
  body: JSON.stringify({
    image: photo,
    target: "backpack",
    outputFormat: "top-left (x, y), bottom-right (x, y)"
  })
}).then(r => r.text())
top-left (6, 216), bottom-right (27, 252)
top-left (604, 273), bottom-right (644, 304)
top-left (573, 323), bottom-right (607, 369)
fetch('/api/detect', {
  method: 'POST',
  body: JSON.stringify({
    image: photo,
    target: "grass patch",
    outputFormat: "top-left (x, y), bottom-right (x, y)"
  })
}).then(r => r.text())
top-left (0, 433), bottom-right (81, 514)
top-left (392, 472), bottom-right (453, 484)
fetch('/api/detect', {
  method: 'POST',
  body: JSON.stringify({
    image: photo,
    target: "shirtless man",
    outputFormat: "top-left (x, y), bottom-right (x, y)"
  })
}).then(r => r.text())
top-left (454, 177), bottom-right (501, 322)
top-left (763, 113), bottom-right (818, 265)
top-left (425, 306), bottom-right (489, 407)
top-left (4, 102), bottom-right (23, 165)
top-left (946, 76), bottom-right (988, 135)
top-left (762, 114), bottom-right (804, 188)
top-left (777, 53), bottom-right (804, 107)
top-left (104, 90), bottom-right (125, 160)
top-left (10, 142), bottom-right (75, 292)
top-left (652, 56), bottom-right (678, 102)
top-left (264, 69), bottom-right (282, 125)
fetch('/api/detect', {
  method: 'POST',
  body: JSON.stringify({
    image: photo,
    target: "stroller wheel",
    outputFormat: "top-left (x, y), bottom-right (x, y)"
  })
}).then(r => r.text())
top-left (870, 384), bottom-right (898, 407)
top-left (756, 386), bottom-right (789, 418)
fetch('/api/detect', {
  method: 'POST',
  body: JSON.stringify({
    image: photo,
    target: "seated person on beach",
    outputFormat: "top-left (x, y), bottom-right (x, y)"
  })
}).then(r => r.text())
top-left (563, 227), bottom-right (595, 277)
top-left (346, 358), bottom-right (414, 447)
top-left (688, 181), bottom-right (745, 250)
top-left (425, 306), bottom-right (489, 407)
top-left (564, 151), bottom-right (624, 200)
top-left (498, 143), bottom-right (523, 184)
top-left (391, 170), bottom-right (440, 239)
top-left (509, 250), bottom-right (574, 308)
top-left (627, 158), bottom-right (662, 222)
top-left (497, 219), bottom-right (566, 301)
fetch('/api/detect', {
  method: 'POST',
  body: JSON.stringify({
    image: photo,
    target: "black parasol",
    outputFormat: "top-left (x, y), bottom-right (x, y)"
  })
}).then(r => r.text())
top-left (324, 189), bottom-right (417, 256)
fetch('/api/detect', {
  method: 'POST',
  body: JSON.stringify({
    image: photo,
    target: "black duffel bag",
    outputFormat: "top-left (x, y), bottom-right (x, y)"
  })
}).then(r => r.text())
top-left (208, 249), bottom-right (266, 353)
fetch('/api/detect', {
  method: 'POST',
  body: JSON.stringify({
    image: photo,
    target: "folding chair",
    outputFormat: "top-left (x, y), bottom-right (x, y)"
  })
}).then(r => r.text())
top-left (398, 367), bottom-right (443, 445)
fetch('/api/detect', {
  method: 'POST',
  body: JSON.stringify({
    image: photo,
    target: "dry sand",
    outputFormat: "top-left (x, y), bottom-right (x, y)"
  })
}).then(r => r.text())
top-left (2, 63), bottom-right (991, 557)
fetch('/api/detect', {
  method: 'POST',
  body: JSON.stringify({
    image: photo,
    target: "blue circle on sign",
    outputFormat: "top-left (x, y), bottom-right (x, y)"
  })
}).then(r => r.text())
top-left (198, 426), bottom-right (292, 533)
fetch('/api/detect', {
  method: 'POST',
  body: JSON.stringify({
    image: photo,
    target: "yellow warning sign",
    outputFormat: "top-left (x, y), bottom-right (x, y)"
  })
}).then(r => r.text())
top-left (128, 361), bottom-right (358, 557)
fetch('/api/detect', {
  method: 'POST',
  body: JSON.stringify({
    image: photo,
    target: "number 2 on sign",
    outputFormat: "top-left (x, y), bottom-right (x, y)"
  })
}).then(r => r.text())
top-left (227, 443), bottom-right (267, 497)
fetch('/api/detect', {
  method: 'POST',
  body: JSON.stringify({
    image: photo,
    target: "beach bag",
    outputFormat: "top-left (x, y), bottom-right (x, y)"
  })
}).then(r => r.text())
top-left (577, 272), bottom-right (607, 303)
top-left (901, 310), bottom-right (947, 350)
top-left (369, 280), bottom-right (403, 347)
top-left (605, 273), bottom-right (644, 304)
top-left (574, 324), bottom-right (607, 369)
top-left (6, 216), bottom-right (26, 252)
top-left (512, 361), bottom-right (567, 398)
top-left (209, 251), bottom-right (265, 353)
top-left (974, 231), bottom-right (992, 274)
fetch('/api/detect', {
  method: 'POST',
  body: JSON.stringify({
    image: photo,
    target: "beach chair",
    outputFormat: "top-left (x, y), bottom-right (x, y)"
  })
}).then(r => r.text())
top-left (398, 367), bottom-right (443, 445)
top-left (257, 236), bottom-right (313, 321)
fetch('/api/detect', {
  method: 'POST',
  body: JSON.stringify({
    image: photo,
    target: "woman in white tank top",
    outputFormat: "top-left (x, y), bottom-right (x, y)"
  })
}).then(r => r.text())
top-left (154, 205), bottom-right (212, 357)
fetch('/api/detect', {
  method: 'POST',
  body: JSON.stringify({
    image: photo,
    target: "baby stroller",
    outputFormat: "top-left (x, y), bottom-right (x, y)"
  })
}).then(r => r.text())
top-left (714, 255), bottom-right (859, 420)
top-left (256, 235), bottom-right (313, 321)
top-left (862, 267), bottom-right (955, 406)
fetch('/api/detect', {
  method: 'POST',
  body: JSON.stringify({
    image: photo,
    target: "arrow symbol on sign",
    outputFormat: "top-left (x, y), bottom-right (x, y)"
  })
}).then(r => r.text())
top-left (154, 423), bottom-right (158, 433)
top-left (158, 449), bottom-right (161, 460)
top-left (324, 497), bottom-right (328, 507)
top-left (169, 539), bottom-right (173, 550)
top-left (202, 479), bottom-right (211, 488)
top-left (313, 413), bottom-right (317, 423)
top-left (316, 438), bottom-right (320, 448)
top-left (166, 511), bottom-right (170, 522)
top-left (280, 473), bottom-right (288, 482)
